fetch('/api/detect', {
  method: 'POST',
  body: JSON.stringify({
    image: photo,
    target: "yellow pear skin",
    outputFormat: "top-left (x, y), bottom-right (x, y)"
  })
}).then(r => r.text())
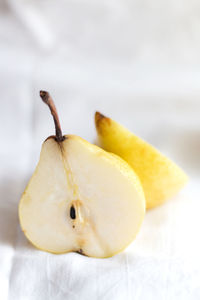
top-left (95, 112), bottom-right (188, 209)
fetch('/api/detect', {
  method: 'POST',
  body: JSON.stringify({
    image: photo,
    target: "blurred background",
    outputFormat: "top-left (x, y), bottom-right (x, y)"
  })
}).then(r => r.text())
top-left (0, 0), bottom-right (200, 179)
top-left (0, 0), bottom-right (200, 177)
top-left (0, 1), bottom-right (200, 299)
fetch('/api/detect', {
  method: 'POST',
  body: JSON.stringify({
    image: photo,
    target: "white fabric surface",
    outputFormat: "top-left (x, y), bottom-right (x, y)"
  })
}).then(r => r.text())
top-left (0, 1), bottom-right (200, 299)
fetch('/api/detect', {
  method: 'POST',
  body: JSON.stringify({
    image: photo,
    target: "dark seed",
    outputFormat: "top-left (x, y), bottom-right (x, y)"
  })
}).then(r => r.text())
top-left (70, 205), bottom-right (76, 219)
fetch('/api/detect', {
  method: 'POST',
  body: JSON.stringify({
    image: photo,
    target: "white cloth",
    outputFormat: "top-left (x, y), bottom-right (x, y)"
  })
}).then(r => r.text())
top-left (0, 1), bottom-right (200, 299)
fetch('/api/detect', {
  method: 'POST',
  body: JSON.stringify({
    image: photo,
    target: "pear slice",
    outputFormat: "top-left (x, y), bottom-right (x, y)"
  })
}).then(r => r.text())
top-left (19, 92), bottom-right (145, 258)
top-left (95, 112), bottom-right (188, 209)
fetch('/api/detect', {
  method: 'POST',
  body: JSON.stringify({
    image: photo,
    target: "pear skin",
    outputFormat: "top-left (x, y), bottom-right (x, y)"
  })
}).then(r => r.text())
top-left (95, 112), bottom-right (188, 209)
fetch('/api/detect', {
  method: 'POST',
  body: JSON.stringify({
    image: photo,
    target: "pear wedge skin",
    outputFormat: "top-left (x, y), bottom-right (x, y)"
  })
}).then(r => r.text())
top-left (95, 112), bottom-right (188, 209)
top-left (19, 135), bottom-right (145, 258)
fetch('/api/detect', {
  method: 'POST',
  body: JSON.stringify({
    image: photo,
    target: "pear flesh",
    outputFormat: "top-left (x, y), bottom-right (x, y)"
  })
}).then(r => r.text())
top-left (95, 112), bottom-right (188, 209)
top-left (19, 135), bottom-right (145, 258)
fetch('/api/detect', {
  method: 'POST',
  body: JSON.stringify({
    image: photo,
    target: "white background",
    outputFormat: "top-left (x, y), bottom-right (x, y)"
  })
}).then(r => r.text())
top-left (0, 1), bottom-right (200, 299)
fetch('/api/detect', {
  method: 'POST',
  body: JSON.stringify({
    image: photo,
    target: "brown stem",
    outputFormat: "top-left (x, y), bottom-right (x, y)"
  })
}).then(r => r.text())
top-left (40, 90), bottom-right (64, 142)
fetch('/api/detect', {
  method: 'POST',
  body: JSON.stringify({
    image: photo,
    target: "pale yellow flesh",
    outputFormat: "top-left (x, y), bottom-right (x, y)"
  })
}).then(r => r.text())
top-left (95, 113), bottom-right (188, 209)
top-left (19, 135), bottom-right (145, 258)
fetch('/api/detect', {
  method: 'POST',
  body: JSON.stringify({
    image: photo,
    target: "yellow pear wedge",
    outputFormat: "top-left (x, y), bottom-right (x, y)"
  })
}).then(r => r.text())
top-left (19, 92), bottom-right (145, 258)
top-left (95, 112), bottom-right (188, 209)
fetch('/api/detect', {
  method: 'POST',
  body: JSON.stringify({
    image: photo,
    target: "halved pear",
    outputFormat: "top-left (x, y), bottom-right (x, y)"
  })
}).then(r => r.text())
top-left (19, 92), bottom-right (145, 258)
top-left (95, 112), bottom-right (188, 209)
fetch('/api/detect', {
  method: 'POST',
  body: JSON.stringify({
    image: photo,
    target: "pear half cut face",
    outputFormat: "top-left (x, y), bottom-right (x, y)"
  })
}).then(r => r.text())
top-left (19, 135), bottom-right (145, 258)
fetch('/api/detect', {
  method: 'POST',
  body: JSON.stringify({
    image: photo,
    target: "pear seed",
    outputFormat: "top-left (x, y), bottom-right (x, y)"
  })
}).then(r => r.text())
top-left (70, 205), bottom-right (76, 219)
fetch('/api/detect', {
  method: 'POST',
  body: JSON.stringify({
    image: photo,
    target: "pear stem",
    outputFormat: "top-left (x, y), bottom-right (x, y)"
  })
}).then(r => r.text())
top-left (40, 90), bottom-right (64, 142)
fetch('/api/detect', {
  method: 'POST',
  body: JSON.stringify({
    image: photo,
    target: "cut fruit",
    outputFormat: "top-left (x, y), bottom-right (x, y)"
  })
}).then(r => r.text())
top-left (95, 112), bottom-right (188, 209)
top-left (19, 92), bottom-right (145, 258)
